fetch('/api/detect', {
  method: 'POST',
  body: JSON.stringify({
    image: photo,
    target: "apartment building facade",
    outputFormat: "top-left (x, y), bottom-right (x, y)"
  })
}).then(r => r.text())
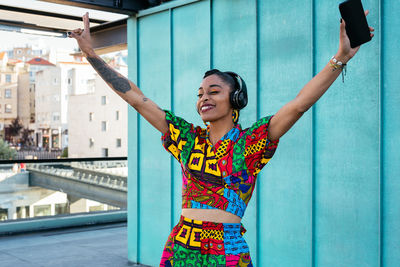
top-left (68, 72), bottom-right (127, 158)
top-left (0, 52), bottom-right (30, 142)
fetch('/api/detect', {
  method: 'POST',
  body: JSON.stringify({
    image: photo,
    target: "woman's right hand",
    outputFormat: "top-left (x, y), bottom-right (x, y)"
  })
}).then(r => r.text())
top-left (68, 12), bottom-right (95, 57)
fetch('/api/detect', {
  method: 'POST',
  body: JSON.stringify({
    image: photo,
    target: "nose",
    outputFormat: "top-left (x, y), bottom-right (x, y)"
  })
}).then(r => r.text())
top-left (201, 93), bottom-right (209, 102)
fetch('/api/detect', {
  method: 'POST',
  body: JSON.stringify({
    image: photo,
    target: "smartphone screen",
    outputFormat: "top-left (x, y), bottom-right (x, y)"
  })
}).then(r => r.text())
top-left (339, 0), bottom-right (371, 48)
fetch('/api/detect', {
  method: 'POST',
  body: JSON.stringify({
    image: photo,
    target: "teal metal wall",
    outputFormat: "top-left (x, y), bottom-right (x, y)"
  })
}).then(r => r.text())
top-left (127, 0), bottom-right (399, 266)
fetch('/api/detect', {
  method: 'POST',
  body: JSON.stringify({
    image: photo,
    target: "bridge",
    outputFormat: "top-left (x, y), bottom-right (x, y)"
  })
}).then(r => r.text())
top-left (26, 161), bottom-right (127, 208)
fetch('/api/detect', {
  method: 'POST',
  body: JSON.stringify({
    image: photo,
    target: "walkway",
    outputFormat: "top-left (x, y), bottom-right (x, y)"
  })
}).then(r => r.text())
top-left (0, 222), bottom-right (147, 267)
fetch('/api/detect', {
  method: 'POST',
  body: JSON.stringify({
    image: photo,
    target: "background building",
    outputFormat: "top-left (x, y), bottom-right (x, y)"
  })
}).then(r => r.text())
top-left (26, 57), bottom-right (56, 133)
top-left (8, 46), bottom-right (49, 63)
top-left (34, 66), bottom-right (60, 150)
top-left (34, 60), bottom-right (98, 151)
top-left (0, 52), bottom-right (29, 142)
top-left (68, 70), bottom-right (127, 158)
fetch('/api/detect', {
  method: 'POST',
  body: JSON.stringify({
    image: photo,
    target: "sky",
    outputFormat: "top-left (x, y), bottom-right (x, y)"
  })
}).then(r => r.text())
top-left (0, 0), bottom-right (128, 52)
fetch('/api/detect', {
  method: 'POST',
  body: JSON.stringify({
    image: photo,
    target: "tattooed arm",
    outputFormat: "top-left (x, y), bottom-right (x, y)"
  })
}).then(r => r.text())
top-left (69, 13), bottom-right (168, 134)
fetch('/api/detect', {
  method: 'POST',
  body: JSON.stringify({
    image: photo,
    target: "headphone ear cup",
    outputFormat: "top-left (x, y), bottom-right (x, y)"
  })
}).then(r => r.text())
top-left (237, 77), bottom-right (248, 109)
top-left (227, 71), bottom-right (248, 110)
top-left (237, 92), bottom-right (244, 109)
top-left (230, 90), bottom-right (238, 110)
top-left (238, 91), bottom-right (248, 109)
top-left (231, 90), bottom-right (240, 109)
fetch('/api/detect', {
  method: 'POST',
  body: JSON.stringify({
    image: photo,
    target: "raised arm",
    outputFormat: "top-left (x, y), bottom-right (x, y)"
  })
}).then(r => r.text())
top-left (267, 11), bottom-right (374, 142)
top-left (69, 13), bottom-right (168, 134)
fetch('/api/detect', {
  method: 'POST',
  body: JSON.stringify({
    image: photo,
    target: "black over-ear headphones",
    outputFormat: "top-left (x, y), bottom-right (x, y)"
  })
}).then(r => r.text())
top-left (225, 72), bottom-right (248, 110)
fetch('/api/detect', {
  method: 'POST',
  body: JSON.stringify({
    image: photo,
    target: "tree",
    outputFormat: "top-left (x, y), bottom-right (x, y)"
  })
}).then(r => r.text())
top-left (20, 128), bottom-right (32, 148)
top-left (0, 139), bottom-right (16, 160)
top-left (61, 147), bottom-right (68, 158)
top-left (8, 118), bottom-right (23, 144)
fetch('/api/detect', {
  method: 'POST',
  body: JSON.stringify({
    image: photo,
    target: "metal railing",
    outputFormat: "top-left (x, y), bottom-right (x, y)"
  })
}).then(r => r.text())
top-left (0, 157), bottom-right (128, 233)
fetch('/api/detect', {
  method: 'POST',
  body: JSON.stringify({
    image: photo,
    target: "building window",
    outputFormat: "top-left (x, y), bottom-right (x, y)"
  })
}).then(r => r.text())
top-left (89, 112), bottom-right (94, 121)
top-left (5, 104), bottom-right (11, 113)
top-left (5, 89), bottom-right (11, 98)
top-left (52, 112), bottom-right (60, 121)
top-left (55, 203), bottom-right (68, 215)
top-left (16, 206), bottom-right (30, 219)
top-left (101, 148), bottom-right (108, 157)
top-left (67, 78), bottom-right (71, 85)
top-left (101, 96), bottom-right (107, 105)
top-left (0, 208), bottom-right (8, 221)
top-left (5, 74), bottom-right (11, 83)
top-left (116, 138), bottom-right (121, 148)
top-left (89, 138), bottom-right (94, 147)
top-left (116, 110), bottom-right (119, 120)
top-left (34, 205), bottom-right (51, 217)
top-left (101, 121), bottom-right (107, 131)
top-left (89, 205), bottom-right (104, 212)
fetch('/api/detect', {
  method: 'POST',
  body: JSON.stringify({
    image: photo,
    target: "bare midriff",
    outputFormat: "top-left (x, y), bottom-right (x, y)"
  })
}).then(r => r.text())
top-left (181, 208), bottom-right (242, 224)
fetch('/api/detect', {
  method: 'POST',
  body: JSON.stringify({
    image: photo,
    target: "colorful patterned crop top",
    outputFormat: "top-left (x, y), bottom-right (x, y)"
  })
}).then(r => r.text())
top-left (161, 110), bottom-right (279, 218)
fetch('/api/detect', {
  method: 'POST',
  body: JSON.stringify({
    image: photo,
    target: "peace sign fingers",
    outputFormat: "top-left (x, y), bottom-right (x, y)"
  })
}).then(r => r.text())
top-left (83, 12), bottom-right (90, 36)
top-left (68, 12), bottom-right (94, 57)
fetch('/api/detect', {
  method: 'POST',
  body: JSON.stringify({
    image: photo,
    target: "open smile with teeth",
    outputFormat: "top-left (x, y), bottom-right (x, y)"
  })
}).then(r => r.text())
top-left (201, 105), bottom-right (214, 112)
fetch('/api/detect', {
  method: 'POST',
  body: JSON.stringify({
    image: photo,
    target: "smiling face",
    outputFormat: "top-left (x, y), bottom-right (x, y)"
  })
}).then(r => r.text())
top-left (196, 74), bottom-right (233, 123)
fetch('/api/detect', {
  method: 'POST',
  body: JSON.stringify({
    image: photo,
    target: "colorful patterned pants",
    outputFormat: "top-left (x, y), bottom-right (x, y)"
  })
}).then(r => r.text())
top-left (160, 216), bottom-right (253, 266)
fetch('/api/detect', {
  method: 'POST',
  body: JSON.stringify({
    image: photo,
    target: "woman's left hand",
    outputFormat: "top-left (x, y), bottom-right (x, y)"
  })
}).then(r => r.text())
top-left (337, 10), bottom-right (374, 63)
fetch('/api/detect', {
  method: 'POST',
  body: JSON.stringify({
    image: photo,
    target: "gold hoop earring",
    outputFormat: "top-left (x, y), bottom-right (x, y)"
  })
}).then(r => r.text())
top-left (232, 109), bottom-right (239, 124)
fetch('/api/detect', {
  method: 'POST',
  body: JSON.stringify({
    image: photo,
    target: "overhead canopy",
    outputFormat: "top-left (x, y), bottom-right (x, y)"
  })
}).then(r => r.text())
top-left (40, 0), bottom-right (152, 15)
top-left (0, 0), bottom-right (174, 54)
top-left (0, 4), bottom-right (105, 37)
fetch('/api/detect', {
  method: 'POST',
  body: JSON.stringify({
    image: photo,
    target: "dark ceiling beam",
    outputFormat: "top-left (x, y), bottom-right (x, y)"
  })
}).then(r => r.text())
top-left (39, 0), bottom-right (150, 15)
top-left (73, 19), bottom-right (128, 55)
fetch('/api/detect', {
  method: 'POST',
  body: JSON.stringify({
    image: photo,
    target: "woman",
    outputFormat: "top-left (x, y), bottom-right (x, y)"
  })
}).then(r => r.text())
top-left (70, 11), bottom-right (374, 266)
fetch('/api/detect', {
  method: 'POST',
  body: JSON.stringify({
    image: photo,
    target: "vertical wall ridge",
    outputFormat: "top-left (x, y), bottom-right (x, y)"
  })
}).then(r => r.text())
top-left (169, 7), bottom-right (175, 231)
top-left (136, 17), bottom-right (141, 263)
top-left (127, 16), bottom-right (139, 264)
top-left (255, 0), bottom-right (261, 265)
top-left (209, 0), bottom-right (213, 69)
top-left (311, 0), bottom-right (316, 266)
top-left (378, 0), bottom-right (384, 265)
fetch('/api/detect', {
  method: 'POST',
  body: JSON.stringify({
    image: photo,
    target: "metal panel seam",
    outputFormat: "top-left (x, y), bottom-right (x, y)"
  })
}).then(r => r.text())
top-left (378, 0), bottom-right (384, 266)
top-left (136, 18), bottom-right (141, 263)
top-left (311, 0), bottom-right (316, 266)
top-left (170, 7), bottom-right (175, 231)
top-left (255, 0), bottom-right (261, 265)
top-left (209, 0), bottom-right (213, 69)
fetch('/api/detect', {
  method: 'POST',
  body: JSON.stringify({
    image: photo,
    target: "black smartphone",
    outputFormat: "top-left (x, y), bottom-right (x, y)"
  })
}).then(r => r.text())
top-left (339, 0), bottom-right (371, 48)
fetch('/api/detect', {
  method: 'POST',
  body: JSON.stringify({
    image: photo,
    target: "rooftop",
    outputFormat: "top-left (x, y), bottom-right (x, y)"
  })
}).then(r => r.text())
top-left (26, 57), bottom-right (55, 66)
top-left (0, 222), bottom-right (146, 267)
